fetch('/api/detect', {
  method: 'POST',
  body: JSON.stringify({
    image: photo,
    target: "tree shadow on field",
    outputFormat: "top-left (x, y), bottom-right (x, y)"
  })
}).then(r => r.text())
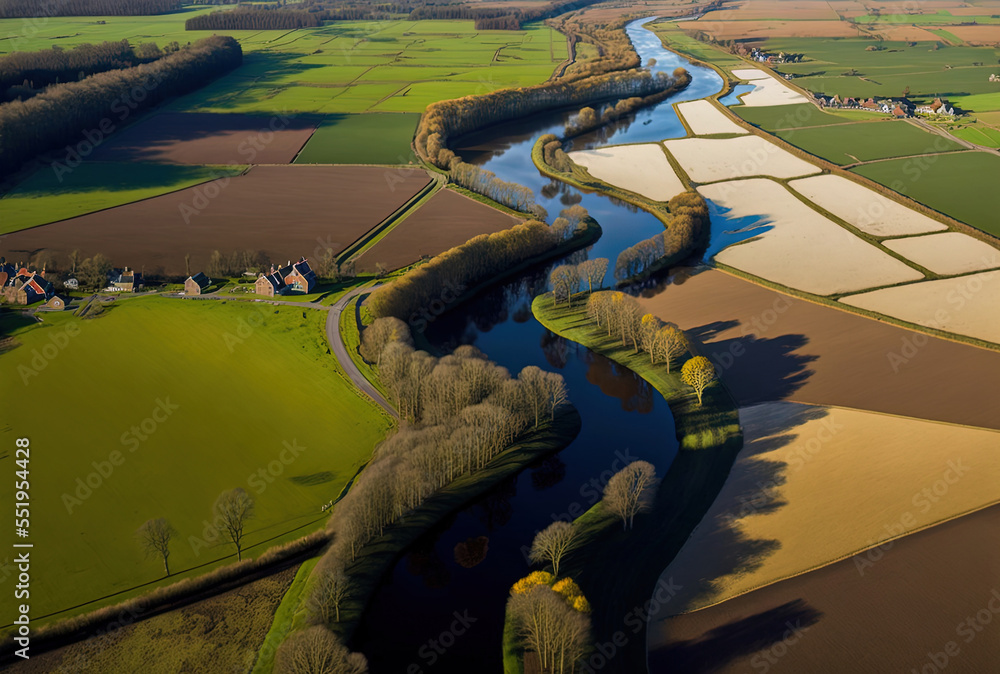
top-left (649, 600), bottom-right (823, 673)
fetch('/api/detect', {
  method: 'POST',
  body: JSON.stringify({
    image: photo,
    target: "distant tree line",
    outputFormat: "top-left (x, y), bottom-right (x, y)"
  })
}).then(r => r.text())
top-left (416, 68), bottom-right (686, 168)
top-left (410, 0), bottom-right (604, 31)
top-left (613, 191), bottom-right (709, 283)
top-left (186, 8), bottom-right (323, 30)
top-left (367, 206), bottom-right (590, 322)
top-left (1, 40), bottom-right (176, 103)
top-left (0, 0), bottom-right (182, 17)
top-left (449, 162), bottom-right (542, 216)
top-left (0, 35), bottom-right (242, 178)
top-left (549, 15), bottom-right (643, 80)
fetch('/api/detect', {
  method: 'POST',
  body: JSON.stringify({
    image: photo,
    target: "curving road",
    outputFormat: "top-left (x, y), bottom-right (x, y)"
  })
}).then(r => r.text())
top-left (325, 284), bottom-right (398, 418)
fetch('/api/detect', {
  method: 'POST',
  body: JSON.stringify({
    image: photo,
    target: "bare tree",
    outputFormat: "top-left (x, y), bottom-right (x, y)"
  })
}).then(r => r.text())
top-left (603, 461), bottom-right (658, 531)
top-left (308, 564), bottom-right (352, 624)
top-left (549, 265), bottom-right (579, 306)
top-left (529, 521), bottom-right (578, 577)
top-left (136, 518), bottom-right (175, 576)
top-left (213, 487), bottom-right (255, 560)
top-left (577, 258), bottom-right (608, 293)
top-left (360, 316), bottom-right (412, 367)
top-left (274, 625), bottom-right (368, 674)
top-left (657, 324), bottom-right (688, 372)
top-left (508, 585), bottom-right (590, 674)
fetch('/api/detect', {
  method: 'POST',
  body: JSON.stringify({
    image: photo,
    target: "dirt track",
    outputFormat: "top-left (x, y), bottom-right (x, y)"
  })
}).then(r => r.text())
top-left (0, 166), bottom-right (430, 277)
top-left (648, 504), bottom-right (1000, 674)
top-left (638, 267), bottom-right (1000, 429)
top-left (89, 112), bottom-right (318, 165)
top-left (354, 189), bottom-right (520, 272)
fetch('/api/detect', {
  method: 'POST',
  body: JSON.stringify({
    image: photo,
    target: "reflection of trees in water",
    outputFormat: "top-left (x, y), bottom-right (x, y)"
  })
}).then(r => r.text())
top-left (406, 533), bottom-right (452, 589)
top-left (582, 348), bottom-right (654, 413)
top-left (454, 536), bottom-right (490, 568)
top-left (476, 476), bottom-right (518, 530)
top-left (540, 329), bottom-right (570, 370)
top-left (530, 455), bottom-right (567, 492)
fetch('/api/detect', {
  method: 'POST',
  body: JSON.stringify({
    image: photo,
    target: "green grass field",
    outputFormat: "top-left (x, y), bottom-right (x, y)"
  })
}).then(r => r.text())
top-left (293, 113), bottom-right (419, 164)
top-left (732, 103), bottom-right (885, 130)
top-left (758, 38), bottom-right (1000, 104)
top-left (0, 163), bottom-right (245, 234)
top-left (949, 121), bottom-right (1000, 148)
top-left (775, 120), bottom-right (967, 164)
top-left (854, 12), bottom-right (1000, 25)
top-left (0, 298), bottom-right (392, 623)
top-left (852, 151), bottom-right (1000, 237)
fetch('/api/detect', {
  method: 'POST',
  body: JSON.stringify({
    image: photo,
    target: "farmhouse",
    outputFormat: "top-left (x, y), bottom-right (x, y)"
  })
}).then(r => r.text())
top-left (108, 267), bottom-right (141, 292)
top-left (255, 264), bottom-right (289, 297)
top-left (915, 97), bottom-right (955, 116)
top-left (284, 257), bottom-right (317, 293)
top-left (3, 267), bottom-right (55, 305)
top-left (185, 272), bottom-right (211, 295)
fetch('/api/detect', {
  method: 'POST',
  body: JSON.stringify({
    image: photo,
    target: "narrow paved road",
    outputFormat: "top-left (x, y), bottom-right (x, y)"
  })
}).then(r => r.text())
top-left (326, 284), bottom-right (398, 418)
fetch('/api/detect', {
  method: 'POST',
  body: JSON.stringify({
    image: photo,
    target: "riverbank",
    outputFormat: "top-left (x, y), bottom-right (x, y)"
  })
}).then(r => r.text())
top-left (530, 291), bottom-right (741, 672)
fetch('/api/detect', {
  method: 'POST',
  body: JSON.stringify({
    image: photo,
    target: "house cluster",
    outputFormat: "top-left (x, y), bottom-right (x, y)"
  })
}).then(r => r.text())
top-left (989, 74), bottom-right (998, 82)
top-left (0, 261), bottom-right (63, 309)
top-left (254, 257), bottom-right (317, 297)
top-left (107, 267), bottom-right (142, 292)
top-left (815, 94), bottom-right (954, 118)
top-left (736, 46), bottom-right (802, 65)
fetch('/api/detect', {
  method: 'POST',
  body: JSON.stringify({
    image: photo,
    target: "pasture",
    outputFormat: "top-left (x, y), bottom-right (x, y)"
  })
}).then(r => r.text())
top-left (774, 120), bottom-right (966, 164)
top-left (0, 162), bottom-right (246, 234)
top-left (293, 113), bottom-right (420, 165)
top-left (0, 298), bottom-right (393, 622)
top-left (354, 188), bottom-right (519, 272)
top-left (0, 165), bottom-right (431, 276)
top-left (733, 103), bottom-right (884, 130)
top-left (851, 151), bottom-right (1000, 236)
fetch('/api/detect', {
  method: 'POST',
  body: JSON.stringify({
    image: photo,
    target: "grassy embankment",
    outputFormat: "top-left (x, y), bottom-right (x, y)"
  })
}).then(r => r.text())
top-left (507, 293), bottom-right (741, 672)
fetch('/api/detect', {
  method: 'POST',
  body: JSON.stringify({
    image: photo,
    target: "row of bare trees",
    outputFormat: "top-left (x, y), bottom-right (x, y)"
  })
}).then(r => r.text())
top-left (586, 291), bottom-right (689, 370)
top-left (549, 257), bottom-right (609, 306)
top-left (0, 0), bottom-right (182, 16)
top-left (367, 207), bottom-right (588, 321)
top-left (614, 191), bottom-right (710, 282)
top-left (449, 161), bottom-right (542, 216)
top-left (564, 68), bottom-right (689, 137)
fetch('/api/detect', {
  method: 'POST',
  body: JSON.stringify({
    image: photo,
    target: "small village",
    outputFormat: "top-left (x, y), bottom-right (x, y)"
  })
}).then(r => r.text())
top-left (815, 94), bottom-right (956, 117)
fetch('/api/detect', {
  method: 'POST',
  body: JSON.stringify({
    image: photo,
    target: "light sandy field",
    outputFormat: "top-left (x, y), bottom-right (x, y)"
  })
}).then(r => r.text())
top-left (787, 174), bottom-right (948, 237)
top-left (731, 68), bottom-right (770, 81)
top-left (883, 232), bottom-right (1000, 276)
top-left (740, 76), bottom-right (811, 106)
top-left (702, 179), bottom-right (925, 294)
top-left (647, 401), bottom-right (1000, 615)
top-left (677, 100), bottom-right (749, 135)
top-left (663, 135), bottom-right (820, 182)
top-left (946, 25), bottom-right (1000, 45)
top-left (703, 1), bottom-right (841, 21)
top-left (840, 271), bottom-right (1000, 343)
top-left (569, 143), bottom-right (686, 201)
top-left (690, 20), bottom-right (859, 40)
top-left (876, 25), bottom-right (944, 42)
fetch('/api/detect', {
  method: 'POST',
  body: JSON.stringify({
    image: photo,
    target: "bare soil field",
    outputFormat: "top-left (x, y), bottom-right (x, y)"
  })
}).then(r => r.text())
top-left (700, 1), bottom-right (841, 21)
top-left (647, 401), bottom-right (1000, 614)
top-left (840, 272), bottom-right (1000, 344)
top-left (700, 179), bottom-right (923, 295)
top-left (18, 566), bottom-right (297, 673)
top-left (637, 267), bottom-right (1000, 429)
top-left (570, 143), bottom-right (687, 201)
top-left (875, 25), bottom-right (947, 42)
top-left (883, 232), bottom-right (1000, 275)
top-left (89, 112), bottom-right (318, 165)
top-left (787, 174), bottom-right (948, 237)
top-left (677, 100), bottom-right (748, 135)
top-left (662, 137), bottom-right (819, 182)
top-left (648, 504), bottom-right (1000, 674)
top-left (945, 25), bottom-right (1000, 45)
top-left (354, 188), bottom-right (520, 272)
top-left (688, 20), bottom-right (858, 40)
top-left (0, 166), bottom-right (431, 277)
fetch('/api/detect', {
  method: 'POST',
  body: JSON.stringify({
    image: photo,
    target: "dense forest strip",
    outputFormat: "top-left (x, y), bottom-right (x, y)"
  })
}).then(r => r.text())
top-left (1, 40), bottom-right (174, 103)
top-left (0, 35), bottom-right (242, 179)
top-left (416, 68), bottom-right (687, 168)
top-left (0, 0), bottom-right (182, 17)
top-left (186, 8), bottom-right (323, 31)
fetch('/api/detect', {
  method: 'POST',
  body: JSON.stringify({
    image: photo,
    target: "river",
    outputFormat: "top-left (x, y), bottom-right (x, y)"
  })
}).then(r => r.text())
top-left (354, 18), bottom-right (724, 673)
